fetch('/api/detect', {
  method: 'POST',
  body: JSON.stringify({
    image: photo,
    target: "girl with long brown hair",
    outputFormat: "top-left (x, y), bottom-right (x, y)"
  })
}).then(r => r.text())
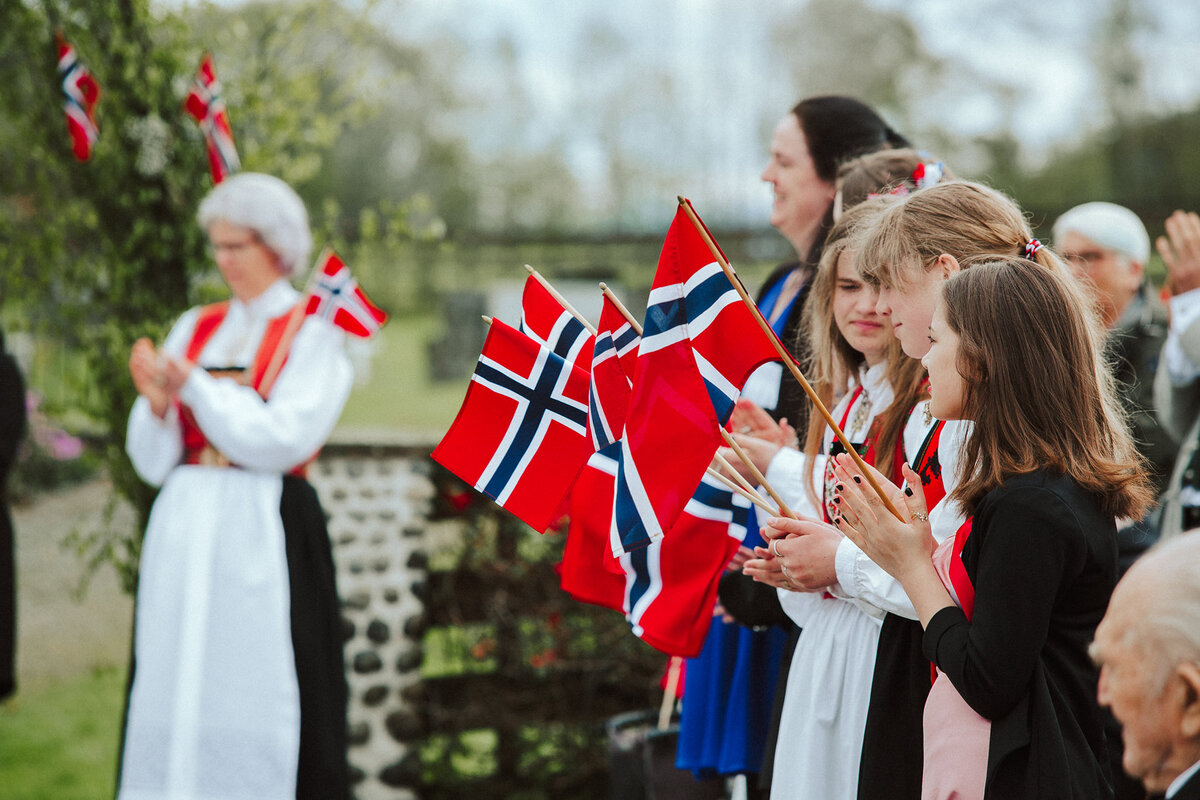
top-left (763, 179), bottom-right (1070, 799)
top-left (832, 258), bottom-right (1152, 799)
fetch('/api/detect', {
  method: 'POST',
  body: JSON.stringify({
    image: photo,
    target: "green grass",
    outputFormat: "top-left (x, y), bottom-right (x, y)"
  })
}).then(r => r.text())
top-left (0, 667), bottom-right (125, 799)
top-left (337, 313), bottom-right (469, 435)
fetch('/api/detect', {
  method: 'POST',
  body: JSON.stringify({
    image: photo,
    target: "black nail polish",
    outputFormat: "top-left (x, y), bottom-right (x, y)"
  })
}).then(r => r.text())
top-left (835, 483), bottom-right (844, 492)
top-left (853, 476), bottom-right (862, 484)
top-left (833, 497), bottom-right (841, 505)
top-left (904, 487), bottom-right (913, 497)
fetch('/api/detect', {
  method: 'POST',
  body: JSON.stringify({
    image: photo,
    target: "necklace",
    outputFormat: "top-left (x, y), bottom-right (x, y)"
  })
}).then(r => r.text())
top-left (850, 386), bottom-right (873, 433)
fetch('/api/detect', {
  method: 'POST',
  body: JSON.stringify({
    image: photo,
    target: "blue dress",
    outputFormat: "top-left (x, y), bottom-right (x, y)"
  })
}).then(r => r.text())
top-left (675, 271), bottom-right (799, 779)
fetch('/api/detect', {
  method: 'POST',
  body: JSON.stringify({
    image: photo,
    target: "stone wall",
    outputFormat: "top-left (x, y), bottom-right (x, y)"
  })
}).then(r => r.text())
top-left (310, 440), bottom-right (437, 800)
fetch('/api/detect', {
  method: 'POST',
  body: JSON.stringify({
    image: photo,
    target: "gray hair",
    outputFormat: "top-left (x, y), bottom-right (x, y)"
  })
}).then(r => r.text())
top-left (1052, 201), bottom-right (1150, 266)
top-left (1121, 532), bottom-right (1200, 691)
top-left (197, 173), bottom-right (312, 276)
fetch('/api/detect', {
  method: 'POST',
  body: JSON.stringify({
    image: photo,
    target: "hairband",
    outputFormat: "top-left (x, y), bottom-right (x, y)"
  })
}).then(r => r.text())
top-left (866, 161), bottom-right (945, 201)
top-left (1024, 238), bottom-right (1045, 260)
top-left (912, 162), bottom-right (944, 191)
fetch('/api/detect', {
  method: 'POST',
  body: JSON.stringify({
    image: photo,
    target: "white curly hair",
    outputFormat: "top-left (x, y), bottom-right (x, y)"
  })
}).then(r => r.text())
top-left (197, 173), bottom-right (313, 277)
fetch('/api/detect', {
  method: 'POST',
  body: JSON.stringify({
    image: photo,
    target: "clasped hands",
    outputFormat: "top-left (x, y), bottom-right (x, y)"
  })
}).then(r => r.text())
top-left (745, 455), bottom-right (935, 592)
top-left (129, 337), bottom-right (195, 419)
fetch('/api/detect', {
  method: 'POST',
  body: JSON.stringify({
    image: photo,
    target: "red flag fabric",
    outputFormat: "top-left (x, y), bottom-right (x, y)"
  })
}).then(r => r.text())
top-left (432, 319), bottom-right (593, 532)
top-left (304, 251), bottom-right (388, 338)
top-left (622, 469), bottom-right (749, 657)
top-left (518, 275), bottom-right (594, 371)
top-left (610, 201), bottom-right (781, 554)
top-left (183, 53), bottom-right (241, 184)
top-left (560, 451), bottom-right (627, 611)
top-left (57, 39), bottom-right (100, 161)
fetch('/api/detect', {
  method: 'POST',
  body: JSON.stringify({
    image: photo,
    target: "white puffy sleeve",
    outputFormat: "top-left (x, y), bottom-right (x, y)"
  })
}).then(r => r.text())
top-left (831, 418), bottom-right (971, 619)
top-left (178, 318), bottom-right (353, 473)
top-left (125, 308), bottom-right (201, 487)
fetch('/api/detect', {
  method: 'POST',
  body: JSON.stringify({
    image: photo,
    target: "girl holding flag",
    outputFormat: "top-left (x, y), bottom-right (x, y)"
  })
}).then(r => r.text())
top-left (679, 95), bottom-right (909, 793)
top-left (831, 257), bottom-right (1151, 799)
top-left (120, 173), bottom-right (353, 800)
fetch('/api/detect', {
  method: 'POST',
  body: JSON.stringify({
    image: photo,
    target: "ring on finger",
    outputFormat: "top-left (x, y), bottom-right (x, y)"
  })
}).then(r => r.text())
top-left (781, 564), bottom-right (795, 584)
top-left (770, 538), bottom-right (782, 558)
top-left (910, 511), bottom-right (929, 522)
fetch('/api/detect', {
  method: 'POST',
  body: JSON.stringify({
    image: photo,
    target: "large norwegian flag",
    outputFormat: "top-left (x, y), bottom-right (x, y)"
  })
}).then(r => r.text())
top-left (305, 250), bottom-right (388, 338)
top-left (183, 53), bottom-right (241, 184)
top-left (433, 318), bottom-right (593, 532)
top-left (518, 274), bottom-right (594, 371)
top-left (611, 202), bottom-right (781, 554)
top-left (57, 38), bottom-right (100, 162)
top-left (587, 294), bottom-right (640, 450)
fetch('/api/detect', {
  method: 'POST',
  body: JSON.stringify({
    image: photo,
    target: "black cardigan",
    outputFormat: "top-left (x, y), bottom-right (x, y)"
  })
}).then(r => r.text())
top-left (923, 470), bottom-right (1118, 799)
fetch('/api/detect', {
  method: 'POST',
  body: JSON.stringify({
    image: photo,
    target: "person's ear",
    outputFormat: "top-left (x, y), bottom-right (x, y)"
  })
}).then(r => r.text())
top-left (1179, 661), bottom-right (1200, 738)
top-left (935, 254), bottom-right (960, 280)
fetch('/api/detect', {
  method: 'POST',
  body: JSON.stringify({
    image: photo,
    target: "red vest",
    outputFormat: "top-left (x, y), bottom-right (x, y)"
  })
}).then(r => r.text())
top-left (178, 302), bottom-right (313, 476)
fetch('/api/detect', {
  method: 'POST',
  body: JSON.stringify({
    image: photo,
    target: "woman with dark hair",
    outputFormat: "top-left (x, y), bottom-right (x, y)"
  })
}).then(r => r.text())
top-left (745, 95), bottom-right (910, 428)
top-left (679, 95), bottom-right (906, 795)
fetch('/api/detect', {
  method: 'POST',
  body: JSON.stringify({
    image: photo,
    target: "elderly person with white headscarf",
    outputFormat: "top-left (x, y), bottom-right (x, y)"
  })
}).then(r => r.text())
top-left (119, 173), bottom-right (352, 800)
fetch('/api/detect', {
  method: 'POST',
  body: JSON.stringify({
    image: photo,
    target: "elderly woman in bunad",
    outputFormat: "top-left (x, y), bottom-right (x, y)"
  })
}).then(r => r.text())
top-left (118, 173), bottom-right (352, 800)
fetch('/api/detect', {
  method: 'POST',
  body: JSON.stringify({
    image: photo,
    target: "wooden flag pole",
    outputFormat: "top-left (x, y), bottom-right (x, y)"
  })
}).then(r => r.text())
top-left (705, 467), bottom-right (776, 516)
top-left (676, 197), bottom-right (905, 523)
top-left (526, 265), bottom-right (597, 336)
top-left (658, 655), bottom-right (683, 731)
top-left (720, 429), bottom-right (794, 518)
top-left (256, 247), bottom-right (331, 399)
top-left (599, 282), bottom-right (643, 335)
top-left (600, 280), bottom-right (795, 518)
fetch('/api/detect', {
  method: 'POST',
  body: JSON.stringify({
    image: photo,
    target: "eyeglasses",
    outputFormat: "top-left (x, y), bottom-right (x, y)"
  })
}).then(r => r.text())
top-left (207, 236), bottom-right (261, 257)
top-left (1062, 250), bottom-right (1109, 267)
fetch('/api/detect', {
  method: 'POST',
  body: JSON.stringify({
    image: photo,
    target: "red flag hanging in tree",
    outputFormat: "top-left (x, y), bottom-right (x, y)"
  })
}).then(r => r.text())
top-left (56, 36), bottom-right (100, 161)
top-left (183, 53), bottom-right (241, 183)
top-left (305, 250), bottom-right (388, 338)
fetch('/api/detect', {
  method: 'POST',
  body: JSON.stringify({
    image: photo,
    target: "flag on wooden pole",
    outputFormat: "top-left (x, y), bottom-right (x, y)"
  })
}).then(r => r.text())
top-left (56, 36), bottom-right (100, 161)
top-left (433, 318), bottom-right (593, 532)
top-left (184, 53), bottom-right (241, 183)
top-left (305, 250), bottom-right (388, 338)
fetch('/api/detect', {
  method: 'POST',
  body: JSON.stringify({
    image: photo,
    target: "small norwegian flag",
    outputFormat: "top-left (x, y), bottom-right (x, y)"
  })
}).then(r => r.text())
top-left (305, 250), bottom-right (388, 338)
top-left (57, 37), bottom-right (100, 161)
top-left (183, 53), bottom-right (241, 184)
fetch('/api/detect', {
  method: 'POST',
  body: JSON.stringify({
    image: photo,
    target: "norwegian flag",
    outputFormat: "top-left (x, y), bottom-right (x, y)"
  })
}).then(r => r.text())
top-left (57, 38), bottom-right (100, 161)
top-left (622, 468), bottom-right (750, 657)
top-left (588, 294), bottom-right (640, 450)
top-left (610, 201), bottom-right (781, 554)
top-left (183, 53), bottom-right (241, 184)
top-left (305, 250), bottom-right (388, 338)
top-left (561, 294), bottom-right (639, 609)
top-left (518, 275), bottom-right (594, 370)
top-left (568, 448), bottom-right (748, 656)
top-left (432, 318), bottom-right (593, 532)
